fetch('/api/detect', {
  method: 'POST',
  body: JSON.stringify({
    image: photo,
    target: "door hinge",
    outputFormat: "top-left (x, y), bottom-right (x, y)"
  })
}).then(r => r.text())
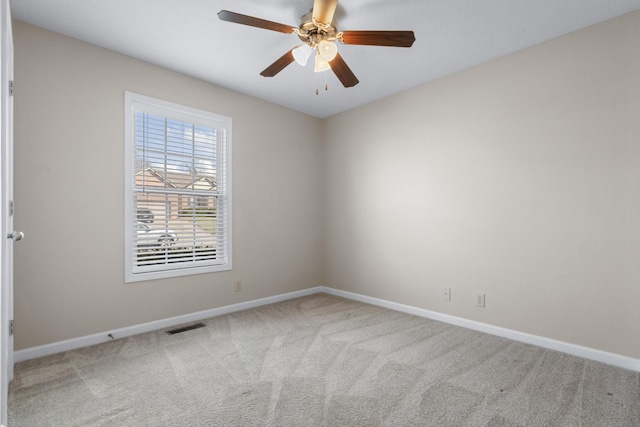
top-left (9, 320), bottom-right (14, 336)
top-left (9, 200), bottom-right (14, 216)
top-left (9, 80), bottom-right (13, 96)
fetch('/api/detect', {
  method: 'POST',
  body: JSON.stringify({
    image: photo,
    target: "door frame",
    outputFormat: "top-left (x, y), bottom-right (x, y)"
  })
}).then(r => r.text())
top-left (0, 0), bottom-right (13, 424)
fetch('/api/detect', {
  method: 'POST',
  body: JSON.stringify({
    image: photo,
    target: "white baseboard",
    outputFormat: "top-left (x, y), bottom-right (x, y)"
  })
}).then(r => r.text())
top-left (14, 287), bottom-right (322, 363)
top-left (15, 286), bottom-right (639, 372)
top-left (319, 287), bottom-right (640, 372)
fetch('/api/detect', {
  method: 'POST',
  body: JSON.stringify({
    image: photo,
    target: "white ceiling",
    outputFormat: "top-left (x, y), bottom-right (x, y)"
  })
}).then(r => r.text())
top-left (10, 0), bottom-right (640, 118)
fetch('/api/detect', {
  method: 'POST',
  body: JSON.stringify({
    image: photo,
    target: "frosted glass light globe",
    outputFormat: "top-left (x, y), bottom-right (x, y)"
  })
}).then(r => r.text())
top-left (318, 40), bottom-right (338, 62)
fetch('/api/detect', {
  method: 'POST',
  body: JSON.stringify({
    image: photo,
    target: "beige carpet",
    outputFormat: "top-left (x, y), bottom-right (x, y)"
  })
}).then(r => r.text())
top-left (8, 293), bottom-right (640, 426)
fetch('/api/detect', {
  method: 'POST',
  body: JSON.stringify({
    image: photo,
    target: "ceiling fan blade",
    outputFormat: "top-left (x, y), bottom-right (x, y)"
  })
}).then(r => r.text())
top-left (260, 50), bottom-right (295, 77)
top-left (217, 10), bottom-right (294, 34)
top-left (312, 0), bottom-right (339, 25)
top-left (341, 30), bottom-right (416, 47)
top-left (330, 53), bottom-right (359, 88)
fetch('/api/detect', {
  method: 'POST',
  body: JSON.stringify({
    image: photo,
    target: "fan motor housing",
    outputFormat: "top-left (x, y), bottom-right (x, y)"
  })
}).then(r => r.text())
top-left (298, 11), bottom-right (338, 45)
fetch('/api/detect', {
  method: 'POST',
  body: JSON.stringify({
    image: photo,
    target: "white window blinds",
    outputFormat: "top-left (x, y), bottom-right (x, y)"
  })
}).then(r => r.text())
top-left (124, 92), bottom-right (232, 282)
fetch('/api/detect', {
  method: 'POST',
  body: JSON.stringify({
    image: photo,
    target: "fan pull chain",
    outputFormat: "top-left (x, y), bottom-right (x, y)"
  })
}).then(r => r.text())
top-left (315, 72), bottom-right (329, 95)
top-left (316, 85), bottom-right (329, 95)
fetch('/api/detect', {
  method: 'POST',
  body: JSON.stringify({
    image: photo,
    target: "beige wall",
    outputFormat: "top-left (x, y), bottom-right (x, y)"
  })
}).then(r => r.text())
top-left (12, 21), bottom-right (324, 350)
top-left (324, 11), bottom-right (640, 359)
top-left (12, 11), bottom-right (640, 361)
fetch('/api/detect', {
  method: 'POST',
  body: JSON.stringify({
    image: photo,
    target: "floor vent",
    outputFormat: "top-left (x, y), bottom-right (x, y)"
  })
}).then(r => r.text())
top-left (165, 322), bottom-right (206, 335)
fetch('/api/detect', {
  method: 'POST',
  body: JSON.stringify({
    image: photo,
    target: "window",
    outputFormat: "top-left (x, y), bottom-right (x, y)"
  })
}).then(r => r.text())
top-left (124, 92), bottom-right (232, 282)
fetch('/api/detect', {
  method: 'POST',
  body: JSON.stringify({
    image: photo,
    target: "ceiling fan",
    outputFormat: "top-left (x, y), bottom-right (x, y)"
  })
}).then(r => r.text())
top-left (217, 0), bottom-right (416, 88)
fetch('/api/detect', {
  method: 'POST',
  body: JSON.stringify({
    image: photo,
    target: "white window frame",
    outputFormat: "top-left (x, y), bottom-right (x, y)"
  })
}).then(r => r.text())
top-left (124, 92), bottom-right (232, 282)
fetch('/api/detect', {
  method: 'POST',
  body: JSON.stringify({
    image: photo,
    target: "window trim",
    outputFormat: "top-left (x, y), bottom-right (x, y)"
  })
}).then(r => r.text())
top-left (124, 91), bottom-right (232, 283)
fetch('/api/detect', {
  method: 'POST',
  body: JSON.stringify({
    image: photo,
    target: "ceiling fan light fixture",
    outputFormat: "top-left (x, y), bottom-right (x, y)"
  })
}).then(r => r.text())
top-left (292, 44), bottom-right (313, 66)
top-left (318, 40), bottom-right (338, 62)
top-left (217, 5), bottom-right (416, 88)
top-left (314, 54), bottom-right (331, 72)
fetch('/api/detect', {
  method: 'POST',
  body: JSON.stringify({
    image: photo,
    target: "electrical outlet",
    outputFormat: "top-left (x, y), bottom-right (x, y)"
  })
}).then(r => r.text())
top-left (441, 288), bottom-right (451, 301)
top-left (475, 293), bottom-right (485, 307)
top-left (234, 280), bottom-right (242, 292)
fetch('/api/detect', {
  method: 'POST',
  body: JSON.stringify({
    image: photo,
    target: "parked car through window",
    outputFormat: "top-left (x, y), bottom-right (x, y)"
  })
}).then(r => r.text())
top-left (136, 223), bottom-right (178, 247)
top-left (136, 208), bottom-right (154, 223)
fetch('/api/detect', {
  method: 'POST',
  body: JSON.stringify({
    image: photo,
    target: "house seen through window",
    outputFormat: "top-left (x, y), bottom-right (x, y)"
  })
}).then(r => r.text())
top-left (124, 92), bottom-right (232, 282)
